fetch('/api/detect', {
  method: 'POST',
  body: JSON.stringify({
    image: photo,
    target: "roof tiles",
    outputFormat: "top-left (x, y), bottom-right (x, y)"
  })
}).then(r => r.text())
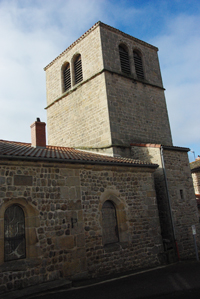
top-left (0, 139), bottom-right (157, 168)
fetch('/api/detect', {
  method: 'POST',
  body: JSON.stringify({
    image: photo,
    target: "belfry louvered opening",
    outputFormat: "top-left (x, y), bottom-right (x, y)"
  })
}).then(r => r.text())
top-left (74, 54), bottom-right (83, 84)
top-left (133, 51), bottom-right (144, 79)
top-left (63, 63), bottom-right (71, 92)
top-left (119, 45), bottom-right (130, 75)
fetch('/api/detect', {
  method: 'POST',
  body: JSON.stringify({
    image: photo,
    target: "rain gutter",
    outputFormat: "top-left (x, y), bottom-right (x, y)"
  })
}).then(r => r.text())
top-left (0, 155), bottom-right (158, 169)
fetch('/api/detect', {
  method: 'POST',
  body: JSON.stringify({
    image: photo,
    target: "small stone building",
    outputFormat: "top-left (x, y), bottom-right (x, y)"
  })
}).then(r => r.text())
top-left (190, 158), bottom-right (200, 218)
top-left (0, 127), bottom-right (162, 292)
top-left (0, 21), bottom-right (199, 293)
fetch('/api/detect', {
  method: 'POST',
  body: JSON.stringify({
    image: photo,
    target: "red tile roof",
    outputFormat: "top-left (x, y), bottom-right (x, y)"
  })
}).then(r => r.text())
top-left (0, 140), bottom-right (158, 168)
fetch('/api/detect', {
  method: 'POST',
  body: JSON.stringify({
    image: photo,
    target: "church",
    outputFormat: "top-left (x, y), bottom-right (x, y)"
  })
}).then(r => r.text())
top-left (0, 21), bottom-right (198, 293)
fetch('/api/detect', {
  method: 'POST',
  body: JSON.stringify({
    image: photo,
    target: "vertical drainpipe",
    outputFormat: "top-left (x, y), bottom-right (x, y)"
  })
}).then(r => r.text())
top-left (160, 145), bottom-right (180, 261)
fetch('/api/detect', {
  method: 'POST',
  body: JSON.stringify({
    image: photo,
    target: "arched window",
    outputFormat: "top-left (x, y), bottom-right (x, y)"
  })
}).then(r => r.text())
top-left (63, 63), bottom-right (71, 92)
top-left (119, 45), bottom-right (130, 75)
top-left (102, 200), bottom-right (119, 245)
top-left (133, 50), bottom-right (144, 79)
top-left (4, 205), bottom-right (26, 262)
top-left (74, 54), bottom-right (83, 84)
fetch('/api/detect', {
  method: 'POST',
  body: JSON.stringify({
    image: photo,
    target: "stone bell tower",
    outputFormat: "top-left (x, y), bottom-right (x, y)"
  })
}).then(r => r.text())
top-left (44, 21), bottom-right (172, 157)
top-left (44, 21), bottom-right (199, 262)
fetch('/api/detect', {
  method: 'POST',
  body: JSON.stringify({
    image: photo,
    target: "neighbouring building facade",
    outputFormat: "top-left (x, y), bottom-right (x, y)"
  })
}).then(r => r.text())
top-left (0, 21), bottom-right (199, 294)
top-left (190, 157), bottom-right (200, 218)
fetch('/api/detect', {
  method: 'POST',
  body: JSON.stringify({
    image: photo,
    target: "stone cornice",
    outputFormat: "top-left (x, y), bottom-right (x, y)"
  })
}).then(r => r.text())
top-left (45, 68), bottom-right (164, 110)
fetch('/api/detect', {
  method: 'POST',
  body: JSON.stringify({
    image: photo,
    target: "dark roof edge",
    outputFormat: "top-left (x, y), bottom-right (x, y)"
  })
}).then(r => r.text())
top-left (162, 145), bottom-right (190, 152)
top-left (191, 167), bottom-right (200, 173)
top-left (0, 155), bottom-right (158, 169)
top-left (131, 143), bottom-right (190, 152)
top-left (130, 143), bottom-right (161, 148)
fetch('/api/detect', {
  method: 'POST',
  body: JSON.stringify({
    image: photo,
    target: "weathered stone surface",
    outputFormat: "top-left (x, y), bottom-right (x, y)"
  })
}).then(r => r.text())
top-left (14, 175), bottom-right (33, 186)
top-left (68, 200), bottom-right (82, 210)
top-left (0, 177), bottom-right (5, 185)
top-left (60, 186), bottom-right (69, 199)
top-left (57, 236), bottom-right (74, 249)
top-left (76, 234), bottom-right (85, 247)
top-left (66, 177), bottom-right (80, 187)
top-left (131, 145), bottom-right (199, 260)
top-left (0, 159), bottom-right (164, 293)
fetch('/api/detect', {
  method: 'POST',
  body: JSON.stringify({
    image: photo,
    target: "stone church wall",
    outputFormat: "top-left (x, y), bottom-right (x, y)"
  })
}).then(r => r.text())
top-left (131, 145), bottom-right (200, 260)
top-left (163, 149), bottom-right (199, 259)
top-left (45, 25), bottom-right (103, 106)
top-left (100, 24), bottom-right (163, 88)
top-left (131, 145), bottom-right (173, 243)
top-left (45, 22), bottom-right (173, 150)
top-left (80, 167), bottom-right (163, 277)
top-left (105, 71), bottom-right (172, 147)
top-left (0, 160), bottom-right (163, 293)
top-left (46, 73), bottom-right (111, 149)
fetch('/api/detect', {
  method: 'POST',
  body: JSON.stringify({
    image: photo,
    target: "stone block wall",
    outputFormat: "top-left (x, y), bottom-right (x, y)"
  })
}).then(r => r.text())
top-left (0, 160), bottom-right (163, 293)
top-left (45, 25), bottom-right (103, 106)
top-left (131, 145), bottom-right (174, 247)
top-left (0, 161), bottom-right (86, 293)
top-left (46, 73), bottom-right (111, 148)
top-left (45, 24), bottom-right (113, 149)
top-left (192, 172), bottom-right (200, 195)
top-left (80, 167), bottom-right (163, 277)
top-left (100, 24), bottom-right (163, 88)
top-left (131, 145), bottom-right (200, 260)
top-left (45, 22), bottom-right (172, 151)
top-left (163, 150), bottom-right (199, 259)
top-left (106, 71), bottom-right (172, 147)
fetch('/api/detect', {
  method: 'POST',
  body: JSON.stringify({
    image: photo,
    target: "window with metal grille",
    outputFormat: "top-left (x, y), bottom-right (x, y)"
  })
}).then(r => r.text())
top-left (4, 205), bottom-right (26, 262)
top-left (74, 54), bottom-right (83, 84)
top-left (119, 45), bottom-right (131, 75)
top-left (63, 63), bottom-right (71, 91)
top-left (133, 50), bottom-right (144, 79)
top-left (102, 200), bottom-right (119, 245)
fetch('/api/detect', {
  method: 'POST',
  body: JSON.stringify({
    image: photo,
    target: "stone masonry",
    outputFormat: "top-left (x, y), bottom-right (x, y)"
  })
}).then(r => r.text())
top-left (0, 159), bottom-right (163, 293)
top-left (192, 172), bottom-right (200, 195)
top-left (44, 21), bottom-right (172, 156)
top-left (131, 144), bottom-right (199, 260)
top-left (0, 21), bottom-right (199, 294)
top-left (190, 159), bottom-right (200, 196)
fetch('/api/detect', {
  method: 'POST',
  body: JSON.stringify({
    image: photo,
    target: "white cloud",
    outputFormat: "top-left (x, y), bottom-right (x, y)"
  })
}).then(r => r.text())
top-left (0, 0), bottom-right (104, 142)
top-left (0, 0), bottom-right (200, 162)
top-left (151, 14), bottom-right (200, 154)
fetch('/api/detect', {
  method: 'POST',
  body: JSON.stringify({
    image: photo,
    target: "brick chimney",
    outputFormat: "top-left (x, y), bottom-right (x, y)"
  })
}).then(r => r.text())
top-left (30, 118), bottom-right (46, 147)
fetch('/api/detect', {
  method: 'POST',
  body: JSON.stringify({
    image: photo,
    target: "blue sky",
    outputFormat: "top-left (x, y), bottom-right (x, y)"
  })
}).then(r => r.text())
top-left (0, 0), bottom-right (200, 161)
